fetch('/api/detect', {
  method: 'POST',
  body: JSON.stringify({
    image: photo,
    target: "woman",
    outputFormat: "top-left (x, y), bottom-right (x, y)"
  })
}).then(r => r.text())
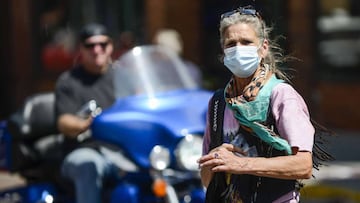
top-left (198, 6), bottom-right (314, 203)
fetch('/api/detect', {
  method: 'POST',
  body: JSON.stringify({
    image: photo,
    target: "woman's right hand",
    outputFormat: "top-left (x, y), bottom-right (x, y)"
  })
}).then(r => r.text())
top-left (198, 144), bottom-right (234, 187)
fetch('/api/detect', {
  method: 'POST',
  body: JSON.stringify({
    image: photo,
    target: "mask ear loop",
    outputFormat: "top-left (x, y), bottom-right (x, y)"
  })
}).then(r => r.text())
top-left (259, 41), bottom-right (269, 71)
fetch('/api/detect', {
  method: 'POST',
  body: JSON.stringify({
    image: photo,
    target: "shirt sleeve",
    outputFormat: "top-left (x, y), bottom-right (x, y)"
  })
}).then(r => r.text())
top-left (270, 83), bottom-right (314, 152)
top-left (55, 73), bottom-right (81, 117)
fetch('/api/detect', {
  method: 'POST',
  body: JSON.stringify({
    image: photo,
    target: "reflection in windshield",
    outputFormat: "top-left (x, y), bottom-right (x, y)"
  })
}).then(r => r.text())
top-left (113, 46), bottom-right (197, 98)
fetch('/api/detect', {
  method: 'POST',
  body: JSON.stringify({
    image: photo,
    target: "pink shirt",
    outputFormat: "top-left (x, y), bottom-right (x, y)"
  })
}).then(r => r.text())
top-left (203, 83), bottom-right (314, 155)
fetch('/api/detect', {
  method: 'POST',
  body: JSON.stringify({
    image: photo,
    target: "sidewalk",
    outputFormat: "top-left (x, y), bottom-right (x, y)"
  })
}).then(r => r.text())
top-left (0, 171), bottom-right (25, 190)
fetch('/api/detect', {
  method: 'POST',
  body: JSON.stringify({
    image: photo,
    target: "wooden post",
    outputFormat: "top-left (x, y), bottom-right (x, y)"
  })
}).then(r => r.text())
top-left (0, 0), bottom-right (34, 117)
top-left (287, 0), bottom-right (315, 104)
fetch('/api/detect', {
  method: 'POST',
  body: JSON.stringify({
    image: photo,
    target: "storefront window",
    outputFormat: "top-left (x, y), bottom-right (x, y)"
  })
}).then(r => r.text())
top-left (317, 0), bottom-right (360, 80)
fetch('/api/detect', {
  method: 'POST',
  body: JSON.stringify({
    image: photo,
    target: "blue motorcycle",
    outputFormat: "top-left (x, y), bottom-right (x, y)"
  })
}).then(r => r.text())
top-left (0, 45), bottom-right (213, 203)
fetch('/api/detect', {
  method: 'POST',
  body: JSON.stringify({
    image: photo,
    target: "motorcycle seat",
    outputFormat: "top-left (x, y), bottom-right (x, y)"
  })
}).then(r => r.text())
top-left (7, 92), bottom-right (63, 175)
top-left (8, 92), bottom-right (58, 140)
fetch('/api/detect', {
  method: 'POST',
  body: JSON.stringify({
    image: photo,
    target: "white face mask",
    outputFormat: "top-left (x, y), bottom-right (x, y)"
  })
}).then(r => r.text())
top-left (223, 45), bottom-right (261, 78)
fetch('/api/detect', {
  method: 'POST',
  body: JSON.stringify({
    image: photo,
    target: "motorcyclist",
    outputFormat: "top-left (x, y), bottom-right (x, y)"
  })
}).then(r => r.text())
top-left (54, 23), bottom-right (117, 203)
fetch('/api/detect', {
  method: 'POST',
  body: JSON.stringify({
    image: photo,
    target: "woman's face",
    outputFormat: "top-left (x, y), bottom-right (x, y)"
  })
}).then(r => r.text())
top-left (223, 22), bottom-right (268, 58)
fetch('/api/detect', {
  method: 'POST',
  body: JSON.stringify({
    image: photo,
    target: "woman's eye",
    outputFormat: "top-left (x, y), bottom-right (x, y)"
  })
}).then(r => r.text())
top-left (241, 40), bottom-right (252, 45)
top-left (225, 42), bottom-right (236, 48)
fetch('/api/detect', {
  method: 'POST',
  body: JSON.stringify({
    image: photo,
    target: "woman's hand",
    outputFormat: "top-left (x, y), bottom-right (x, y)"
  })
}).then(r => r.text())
top-left (198, 143), bottom-right (249, 174)
top-left (199, 143), bottom-right (248, 187)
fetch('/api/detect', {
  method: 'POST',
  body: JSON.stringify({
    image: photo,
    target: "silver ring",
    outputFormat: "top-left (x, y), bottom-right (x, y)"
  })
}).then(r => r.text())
top-left (214, 153), bottom-right (219, 159)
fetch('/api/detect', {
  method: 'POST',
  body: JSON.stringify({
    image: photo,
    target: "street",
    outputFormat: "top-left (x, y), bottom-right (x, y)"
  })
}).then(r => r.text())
top-left (0, 172), bottom-right (25, 191)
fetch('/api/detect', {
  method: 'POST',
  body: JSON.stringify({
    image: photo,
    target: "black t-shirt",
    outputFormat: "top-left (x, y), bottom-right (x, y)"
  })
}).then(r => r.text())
top-left (55, 65), bottom-right (115, 154)
top-left (55, 65), bottom-right (115, 116)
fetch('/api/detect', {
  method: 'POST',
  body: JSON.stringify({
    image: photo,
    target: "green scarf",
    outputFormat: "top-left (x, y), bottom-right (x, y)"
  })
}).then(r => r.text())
top-left (225, 74), bottom-right (292, 155)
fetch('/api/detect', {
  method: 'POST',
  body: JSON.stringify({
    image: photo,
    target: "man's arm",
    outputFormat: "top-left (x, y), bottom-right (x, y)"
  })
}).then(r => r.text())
top-left (57, 113), bottom-right (93, 138)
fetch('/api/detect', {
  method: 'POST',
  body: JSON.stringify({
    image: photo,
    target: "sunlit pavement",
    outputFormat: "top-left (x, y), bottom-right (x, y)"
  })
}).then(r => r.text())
top-left (0, 172), bottom-right (25, 190)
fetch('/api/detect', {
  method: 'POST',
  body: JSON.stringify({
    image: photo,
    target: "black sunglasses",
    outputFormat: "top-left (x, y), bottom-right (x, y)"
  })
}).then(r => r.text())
top-left (221, 6), bottom-right (259, 19)
top-left (83, 41), bottom-right (109, 49)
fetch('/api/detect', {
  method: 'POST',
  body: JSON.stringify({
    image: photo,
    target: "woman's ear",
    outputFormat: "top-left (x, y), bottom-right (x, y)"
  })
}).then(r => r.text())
top-left (259, 39), bottom-right (269, 58)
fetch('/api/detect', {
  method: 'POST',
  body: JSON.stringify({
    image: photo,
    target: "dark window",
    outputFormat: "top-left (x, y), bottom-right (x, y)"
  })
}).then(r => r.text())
top-left (316, 0), bottom-right (360, 81)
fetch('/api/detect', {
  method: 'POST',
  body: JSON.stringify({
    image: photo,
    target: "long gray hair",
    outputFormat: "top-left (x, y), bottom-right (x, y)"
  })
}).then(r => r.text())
top-left (219, 12), bottom-right (291, 82)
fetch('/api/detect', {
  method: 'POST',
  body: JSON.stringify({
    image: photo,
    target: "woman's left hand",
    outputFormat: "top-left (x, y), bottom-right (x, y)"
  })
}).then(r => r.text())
top-left (198, 143), bottom-right (249, 173)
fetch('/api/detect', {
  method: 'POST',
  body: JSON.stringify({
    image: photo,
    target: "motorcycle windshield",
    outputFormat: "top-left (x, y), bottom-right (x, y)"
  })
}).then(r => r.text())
top-left (113, 45), bottom-right (198, 98)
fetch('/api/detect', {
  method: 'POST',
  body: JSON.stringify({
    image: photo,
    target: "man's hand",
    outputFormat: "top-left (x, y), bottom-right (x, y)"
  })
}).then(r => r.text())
top-left (57, 114), bottom-right (93, 138)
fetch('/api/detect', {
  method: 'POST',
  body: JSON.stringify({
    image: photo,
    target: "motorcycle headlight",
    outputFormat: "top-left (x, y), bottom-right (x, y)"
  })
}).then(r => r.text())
top-left (175, 134), bottom-right (203, 171)
top-left (150, 145), bottom-right (170, 170)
